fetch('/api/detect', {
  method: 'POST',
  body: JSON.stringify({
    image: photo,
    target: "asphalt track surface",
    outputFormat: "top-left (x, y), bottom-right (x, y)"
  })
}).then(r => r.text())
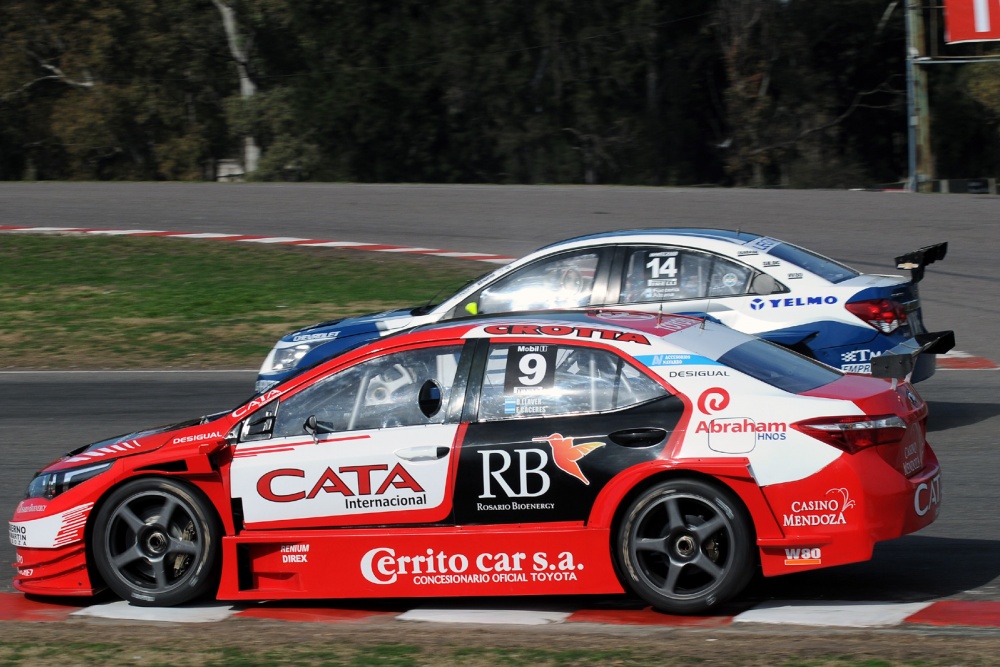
top-left (1, 183), bottom-right (999, 631)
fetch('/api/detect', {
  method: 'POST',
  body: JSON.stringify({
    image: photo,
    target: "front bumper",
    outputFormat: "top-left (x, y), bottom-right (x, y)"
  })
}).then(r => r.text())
top-left (12, 544), bottom-right (100, 596)
top-left (10, 501), bottom-right (99, 597)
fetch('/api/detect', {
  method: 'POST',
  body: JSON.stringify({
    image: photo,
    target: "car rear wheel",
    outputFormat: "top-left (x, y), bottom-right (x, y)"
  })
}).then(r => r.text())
top-left (92, 478), bottom-right (221, 607)
top-left (616, 478), bottom-right (754, 614)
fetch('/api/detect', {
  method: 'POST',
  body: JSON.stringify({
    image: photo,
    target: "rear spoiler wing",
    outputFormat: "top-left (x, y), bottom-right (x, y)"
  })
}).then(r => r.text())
top-left (894, 242), bottom-right (947, 283)
top-left (870, 330), bottom-right (956, 381)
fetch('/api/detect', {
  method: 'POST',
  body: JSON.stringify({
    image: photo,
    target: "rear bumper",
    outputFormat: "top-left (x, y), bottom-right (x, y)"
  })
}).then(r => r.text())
top-left (758, 445), bottom-right (941, 576)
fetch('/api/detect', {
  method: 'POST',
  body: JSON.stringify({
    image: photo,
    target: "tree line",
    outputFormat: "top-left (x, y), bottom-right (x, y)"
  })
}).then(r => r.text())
top-left (2, 0), bottom-right (998, 187)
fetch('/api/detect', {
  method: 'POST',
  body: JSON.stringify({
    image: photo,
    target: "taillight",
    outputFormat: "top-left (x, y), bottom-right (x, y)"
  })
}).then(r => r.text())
top-left (792, 415), bottom-right (907, 454)
top-left (845, 299), bottom-right (907, 333)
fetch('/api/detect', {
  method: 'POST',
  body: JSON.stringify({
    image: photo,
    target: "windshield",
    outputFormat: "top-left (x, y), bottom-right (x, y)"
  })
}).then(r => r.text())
top-left (476, 250), bottom-right (601, 313)
top-left (412, 272), bottom-right (491, 316)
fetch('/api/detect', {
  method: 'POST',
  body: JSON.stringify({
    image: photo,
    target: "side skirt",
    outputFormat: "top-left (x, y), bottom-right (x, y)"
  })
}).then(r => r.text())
top-left (216, 524), bottom-right (625, 600)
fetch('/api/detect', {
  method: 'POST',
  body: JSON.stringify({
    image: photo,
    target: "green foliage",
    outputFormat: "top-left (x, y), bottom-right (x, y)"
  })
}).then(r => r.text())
top-left (965, 61), bottom-right (1000, 113)
top-left (2, 0), bottom-right (999, 185)
top-left (0, 0), bottom-right (232, 180)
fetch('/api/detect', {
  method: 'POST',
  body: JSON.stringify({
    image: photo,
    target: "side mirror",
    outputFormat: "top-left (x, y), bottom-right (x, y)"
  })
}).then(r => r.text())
top-left (418, 380), bottom-right (443, 418)
top-left (465, 301), bottom-right (478, 315)
top-left (303, 415), bottom-right (319, 444)
top-left (751, 274), bottom-right (778, 295)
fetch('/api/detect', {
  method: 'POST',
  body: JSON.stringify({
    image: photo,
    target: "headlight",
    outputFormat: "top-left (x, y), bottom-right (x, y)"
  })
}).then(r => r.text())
top-left (259, 340), bottom-right (327, 374)
top-left (25, 462), bottom-right (113, 500)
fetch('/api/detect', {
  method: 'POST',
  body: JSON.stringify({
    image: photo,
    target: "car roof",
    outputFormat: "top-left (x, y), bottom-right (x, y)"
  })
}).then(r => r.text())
top-left (538, 228), bottom-right (765, 250)
top-left (430, 228), bottom-right (775, 313)
top-left (399, 309), bottom-right (753, 361)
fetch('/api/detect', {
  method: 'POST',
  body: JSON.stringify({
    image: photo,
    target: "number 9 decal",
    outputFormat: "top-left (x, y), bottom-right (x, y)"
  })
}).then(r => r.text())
top-left (504, 344), bottom-right (557, 392)
top-left (518, 353), bottom-right (547, 385)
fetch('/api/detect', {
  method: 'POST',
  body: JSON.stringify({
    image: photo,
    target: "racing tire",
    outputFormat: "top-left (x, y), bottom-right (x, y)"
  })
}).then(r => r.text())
top-left (92, 478), bottom-right (221, 607)
top-left (615, 478), bottom-right (755, 614)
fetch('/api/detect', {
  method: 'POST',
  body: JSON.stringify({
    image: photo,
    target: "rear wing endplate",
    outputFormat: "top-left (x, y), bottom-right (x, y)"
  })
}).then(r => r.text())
top-left (894, 242), bottom-right (948, 283)
top-left (870, 330), bottom-right (956, 381)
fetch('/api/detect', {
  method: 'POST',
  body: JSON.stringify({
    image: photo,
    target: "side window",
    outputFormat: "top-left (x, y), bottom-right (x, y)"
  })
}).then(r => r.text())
top-left (620, 247), bottom-right (753, 304)
top-left (476, 250), bottom-right (600, 314)
top-left (270, 345), bottom-right (463, 437)
top-left (478, 343), bottom-right (667, 421)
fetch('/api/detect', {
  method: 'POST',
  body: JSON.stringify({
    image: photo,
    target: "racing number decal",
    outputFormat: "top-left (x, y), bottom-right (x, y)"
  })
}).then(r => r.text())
top-left (500, 345), bottom-right (557, 417)
top-left (638, 251), bottom-right (680, 298)
top-left (517, 353), bottom-right (547, 386)
top-left (505, 345), bottom-right (556, 392)
top-left (646, 254), bottom-right (678, 280)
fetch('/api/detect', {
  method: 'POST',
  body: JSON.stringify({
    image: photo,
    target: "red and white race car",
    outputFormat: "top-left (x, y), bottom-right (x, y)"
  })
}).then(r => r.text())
top-left (10, 311), bottom-right (942, 613)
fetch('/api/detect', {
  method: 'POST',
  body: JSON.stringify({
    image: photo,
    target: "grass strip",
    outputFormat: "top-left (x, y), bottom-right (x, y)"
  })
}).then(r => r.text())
top-left (0, 234), bottom-right (486, 369)
top-left (0, 639), bottom-right (981, 666)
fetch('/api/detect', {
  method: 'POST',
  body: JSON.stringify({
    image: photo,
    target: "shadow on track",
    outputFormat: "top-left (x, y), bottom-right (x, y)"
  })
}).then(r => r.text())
top-left (741, 535), bottom-right (1000, 604)
top-left (926, 400), bottom-right (1000, 432)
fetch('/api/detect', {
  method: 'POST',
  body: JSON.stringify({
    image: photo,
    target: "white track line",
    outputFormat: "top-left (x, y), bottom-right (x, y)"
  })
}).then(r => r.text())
top-left (71, 601), bottom-right (237, 623)
top-left (397, 608), bottom-right (571, 625)
top-left (732, 601), bottom-right (933, 628)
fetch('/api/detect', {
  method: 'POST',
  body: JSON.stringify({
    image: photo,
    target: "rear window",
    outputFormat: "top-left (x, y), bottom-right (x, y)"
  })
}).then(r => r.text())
top-left (717, 339), bottom-right (842, 393)
top-left (766, 242), bottom-right (858, 284)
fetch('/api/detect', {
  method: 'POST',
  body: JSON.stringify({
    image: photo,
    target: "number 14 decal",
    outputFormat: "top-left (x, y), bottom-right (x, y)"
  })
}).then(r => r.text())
top-left (646, 256), bottom-right (677, 279)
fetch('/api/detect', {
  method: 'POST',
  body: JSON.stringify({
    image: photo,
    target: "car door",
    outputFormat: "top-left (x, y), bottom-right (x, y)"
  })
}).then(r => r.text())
top-left (229, 342), bottom-right (472, 529)
top-left (451, 338), bottom-right (685, 526)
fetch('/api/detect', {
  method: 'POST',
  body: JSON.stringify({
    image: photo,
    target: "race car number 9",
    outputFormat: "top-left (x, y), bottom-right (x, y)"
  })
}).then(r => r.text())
top-left (505, 345), bottom-right (557, 392)
top-left (519, 354), bottom-right (547, 385)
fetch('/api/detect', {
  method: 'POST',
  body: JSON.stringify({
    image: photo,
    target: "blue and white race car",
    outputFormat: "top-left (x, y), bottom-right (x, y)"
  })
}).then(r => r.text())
top-left (257, 229), bottom-right (951, 392)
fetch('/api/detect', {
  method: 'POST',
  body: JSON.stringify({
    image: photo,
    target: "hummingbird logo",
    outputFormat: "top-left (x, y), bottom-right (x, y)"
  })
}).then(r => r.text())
top-left (531, 433), bottom-right (605, 485)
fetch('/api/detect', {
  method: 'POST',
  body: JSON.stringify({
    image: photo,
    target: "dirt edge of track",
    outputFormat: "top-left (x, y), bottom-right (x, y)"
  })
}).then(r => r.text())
top-left (3, 616), bottom-right (1000, 666)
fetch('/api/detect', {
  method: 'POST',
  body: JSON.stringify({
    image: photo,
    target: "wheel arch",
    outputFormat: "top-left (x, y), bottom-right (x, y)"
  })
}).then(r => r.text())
top-left (597, 464), bottom-right (778, 613)
top-left (589, 460), bottom-right (785, 553)
top-left (83, 472), bottom-right (230, 594)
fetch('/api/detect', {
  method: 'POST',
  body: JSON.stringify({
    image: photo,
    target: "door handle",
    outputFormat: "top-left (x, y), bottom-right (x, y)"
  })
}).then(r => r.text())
top-left (396, 446), bottom-right (451, 461)
top-left (608, 428), bottom-right (667, 448)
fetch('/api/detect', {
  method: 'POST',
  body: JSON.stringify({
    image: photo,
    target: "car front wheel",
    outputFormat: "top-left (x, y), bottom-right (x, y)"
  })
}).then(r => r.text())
top-left (616, 478), bottom-right (754, 614)
top-left (92, 478), bottom-right (221, 606)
